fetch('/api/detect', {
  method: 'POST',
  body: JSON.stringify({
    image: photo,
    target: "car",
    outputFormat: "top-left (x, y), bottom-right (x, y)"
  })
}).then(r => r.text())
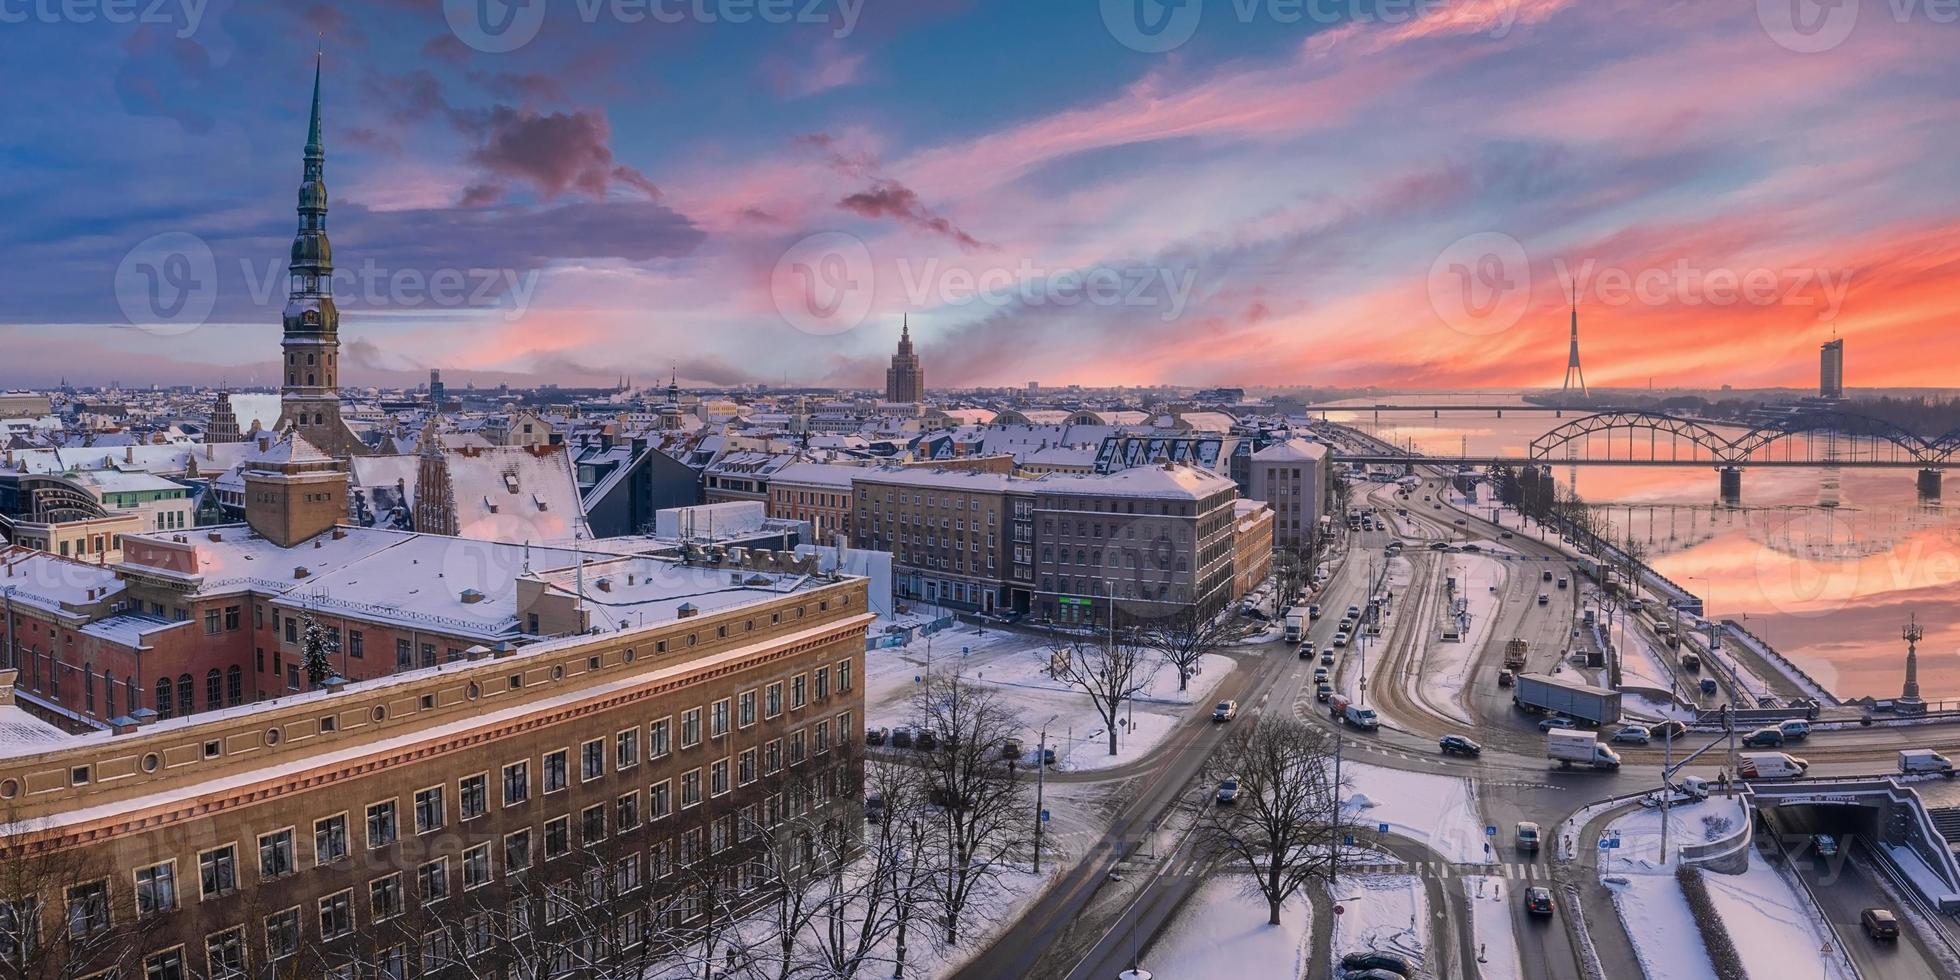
top-left (1344, 970), bottom-right (1408, 980)
top-left (1543, 570), bottom-right (1554, 582)
top-left (1313, 667), bottom-right (1330, 683)
top-left (1338, 950), bottom-right (1415, 976)
top-left (1238, 606), bottom-right (1270, 621)
top-left (1524, 886), bottom-right (1555, 916)
top-left (1536, 593), bottom-right (1550, 605)
top-left (1741, 727), bottom-right (1785, 748)
top-left (1516, 822), bottom-right (1542, 852)
top-left (1648, 720), bottom-right (1689, 742)
top-left (864, 793), bottom-right (886, 823)
top-left (1315, 682), bottom-right (1334, 702)
top-left (1429, 541), bottom-right (1451, 551)
top-left (1439, 734), bottom-right (1483, 757)
top-left (1298, 641), bottom-right (1317, 660)
top-left (1454, 518), bottom-right (1467, 526)
top-left (1497, 669), bottom-right (1515, 687)
top-left (914, 728), bottom-right (939, 751)
top-left (1347, 605), bottom-right (1362, 618)
top-left (1814, 834), bottom-right (1839, 857)
top-left (1213, 700), bottom-right (1239, 723)
top-left (889, 726), bottom-right (915, 749)
top-left (1002, 737), bottom-right (1024, 761)
top-left (1861, 907), bottom-right (1900, 941)
top-left (1216, 778), bottom-right (1240, 805)
top-left (1321, 652), bottom-right (1335, 666)
top-left (1778, 719), bottom-right (1811, 741)
top-left (866, 727), bottom-right (889, 747)
top-left (1308, 604), bottom-right (1323, 620)
top-left (1460, 543), bottom-right (1481, 552)
top-left (1538, 714), bottom-right (1579, 733)
top-left (1611, 725), bottom-right (1652, 745)
top-left (1333, 631), bottom-right (1351, 648)
top-left (1500, 531), bottom-right (1514, 539)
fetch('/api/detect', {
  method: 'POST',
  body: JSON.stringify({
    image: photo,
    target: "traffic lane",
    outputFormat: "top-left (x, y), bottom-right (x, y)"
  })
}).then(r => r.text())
top-left (1512, 884), bottom-right (1577, 980)
top-left (1767, 810), bottom-right (1945, 980)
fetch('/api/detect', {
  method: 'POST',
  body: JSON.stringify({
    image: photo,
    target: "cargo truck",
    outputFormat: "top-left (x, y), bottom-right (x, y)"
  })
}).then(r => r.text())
top-left (1283, 610), bottom-right (1305, 643)
top-left (1504, 639), bottom-right (1529, 670)
top-left (1513, 673), bottom-right (1621, 726)
top-left (1546, 728), bottom-right (1621, 770)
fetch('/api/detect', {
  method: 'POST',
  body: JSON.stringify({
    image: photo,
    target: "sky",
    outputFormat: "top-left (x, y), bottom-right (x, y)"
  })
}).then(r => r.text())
top-left (1, 0), bottom-right (1956, 392)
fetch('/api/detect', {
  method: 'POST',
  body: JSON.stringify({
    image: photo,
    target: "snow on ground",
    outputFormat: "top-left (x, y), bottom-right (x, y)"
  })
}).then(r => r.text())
top-left (1143, 874), bottom-right (1313, 980)
top-left (864, 624), bottom-right (1237, 772)
top-left (1463, 877), bottom-right (1523, 980)
top-left (1614, 617), bottom-right (1683, 694)
top-left (1701, 858), bottom-right (1853, 980)
top-left (1343, 762), bottom-right (1487, 863)
top-left (1407, 553), bottom-right (1504, 725)
top-left (1603, 874), bottom-right (1717, 980)
top-left (1601, 796), bottom-right (1747, 872)
top-left (1330, 873), bottom-right (1427, 974)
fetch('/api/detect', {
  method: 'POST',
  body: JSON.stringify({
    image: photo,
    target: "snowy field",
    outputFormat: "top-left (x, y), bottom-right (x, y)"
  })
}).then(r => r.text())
top-left (1604, 874), bottom-right (1717, 980)
top-left (1143, 875), bottom-right (1313, 980)
top-left (1463, 877), bottom-right (1523, 980)
top-left (1701, 860), bottom-right (1853, 980)
top-left (862, 623), bottom-right (1238, 772)
top-left (1601, 796), bottom-right (1747, 872)
top-left (1330, 873), bottom-right (1427, 975)
top-left (1344, 761), bottom-right (1488, 863)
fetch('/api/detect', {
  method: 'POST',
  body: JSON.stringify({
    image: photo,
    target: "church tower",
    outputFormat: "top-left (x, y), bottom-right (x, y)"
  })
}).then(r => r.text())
top-left (277, 53), bottom-right (364, 457)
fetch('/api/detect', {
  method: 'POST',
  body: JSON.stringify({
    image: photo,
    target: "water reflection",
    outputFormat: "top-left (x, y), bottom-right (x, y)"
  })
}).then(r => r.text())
top-left (1328, 402), bottom-right (1960, 698)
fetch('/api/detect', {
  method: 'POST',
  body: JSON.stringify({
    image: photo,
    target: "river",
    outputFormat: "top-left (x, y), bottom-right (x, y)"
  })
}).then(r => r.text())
top-left (1319, 393), bottom-right (1960, 700)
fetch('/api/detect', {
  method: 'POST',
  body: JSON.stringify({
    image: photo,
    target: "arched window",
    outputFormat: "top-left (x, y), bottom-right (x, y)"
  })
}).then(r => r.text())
top-left (206, 669), bottom-right (222, 711)
top-left (177, 674), bottom-right (194, 715)
top-left (155, 678), bottom-right (173, 719)
top-left (126, 676), bottom-right (137, 713)
top-left (226, 665), bottom-right (243, 707)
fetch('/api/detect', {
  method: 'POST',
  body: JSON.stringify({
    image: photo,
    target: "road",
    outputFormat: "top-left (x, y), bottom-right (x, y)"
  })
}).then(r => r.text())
top-left (1761, 808), bottom-right (1950, 979)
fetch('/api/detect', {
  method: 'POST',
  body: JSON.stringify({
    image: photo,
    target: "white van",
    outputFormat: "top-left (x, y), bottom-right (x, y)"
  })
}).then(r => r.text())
top-left (1738, 752), bottom-right (1809, 780)
top-left (1899, 749), bottom-right (1955, 775)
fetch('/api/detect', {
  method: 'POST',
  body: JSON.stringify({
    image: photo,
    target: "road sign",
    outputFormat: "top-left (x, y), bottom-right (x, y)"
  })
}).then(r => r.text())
top-left (1486, 825), bottom-right (1497, 836)
top-left (1378, 823), bottom-right (1389, 834)
top-left (1598, 837), bottom-right (1612, 849)
top-left (1333, 905), bottom-right (1345, 916)
top-left (1040, 810), bottom-right (1050, 823)
top-left (1344, 835), bottom-right (1355, 846)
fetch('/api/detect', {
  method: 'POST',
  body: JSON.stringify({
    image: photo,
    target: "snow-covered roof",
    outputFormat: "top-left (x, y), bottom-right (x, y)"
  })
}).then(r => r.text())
top-left (0, 547), bottom-right (125, 613)
top-left (768, 461), bottom-right (861, 490)
top-left (1252, 438), bottom-right (1329, 463)
top-left (1037, 463), bottom-right (1237, 500)
top-left (274, 535), bottom-right (590, 637)
top-left (445, 446), bottom-right (588, 542)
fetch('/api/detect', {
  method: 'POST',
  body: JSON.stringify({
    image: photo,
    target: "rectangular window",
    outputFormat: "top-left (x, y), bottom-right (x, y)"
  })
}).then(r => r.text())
top-left (369, 873), bottom-right (403, 921)
top-left (616, 729), bottom-right (639, 770)
top-left (650, 780), bottom-right (672, 821)
top-left (65, 881), bottom-right (110, 939)
top-left (581, 804), bottom-right (606, 844)
top-left (134, 861), bottom-right (177, 916)
top-left (738, 748), bottom-right (757, 786)
top-left (710, 758), bottom-right (731, 798)
top-left (462, 843), bottom-right (491, 890)
top-left (543, 749), bottom-right (569, 793)
top-left (197, 845), bottom-right (237, 900)
top-left (347, 629), bottom-right (364, 659)
top-left (815, 666), bottom-right (831, 700)
top-left (838, 659), bottom-right (853, 692)
top-left (544, 816), bottom-right (571, 860)
top-left (816, 720), bottom-right (832, 755)
top-left (791, 674), bottom-right (807, 709)
top-left (143, 947), bottom-right (185, 980)
top-left (650, 717), bottom-right (672, 757)
top-left (421, 929), bottom-right (454, 976)
top-left (680, 769), bottom-right (702, 809)
top-left (765, 682), bottom-right (783, 718)
top-left (414, 786), bottom-right (444, 834)
top-left (581, 739), bottom-right (605, 782)
top-left (258, 829), bottom-right (294, 879)
top-left (738, 690), bottom-right (757, 728)
top-left (314, 814), bottom-right (349, 865)
top-left (418, 857), bottom-right (449, 904)
top-left (711, 699), bottom-right (730, 738)
top-left (460, 772), bottom-right (488, 819)
top-left (790, 730), bottom-right (807, 765)
top-left (765, 739), bottom-right (783, 774)
top-left (616, 791), bottom-right (641, 831)
top-left (504, 829), bottom-right (533, 874)
top-left (680, 708), bottom-right (702, 748)
top-left (366, 800), bottom-right (398, 848)
top-left (503, 761), bottom-right (530, 806)
top-left (317, 890), bottom-right (354, 940)
top-left (264, 907), bottom-right (299, 960)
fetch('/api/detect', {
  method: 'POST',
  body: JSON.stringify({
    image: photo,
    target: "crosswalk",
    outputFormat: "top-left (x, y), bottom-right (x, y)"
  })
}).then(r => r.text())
top-left (1341, 859), bottom-right (1558, 881)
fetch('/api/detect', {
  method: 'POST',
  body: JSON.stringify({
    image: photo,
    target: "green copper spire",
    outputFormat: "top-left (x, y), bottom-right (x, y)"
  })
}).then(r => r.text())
top-left (306, 46), bottom-right (323, 154)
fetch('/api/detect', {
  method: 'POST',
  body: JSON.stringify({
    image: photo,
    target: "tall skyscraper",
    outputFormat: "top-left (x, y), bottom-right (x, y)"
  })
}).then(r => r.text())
top-left (885, 316), bottom-right (925, 403)
top-left (1820, 336), bottom-right (1845, 398)
top-left (276, 54), bottom-right (364, 457)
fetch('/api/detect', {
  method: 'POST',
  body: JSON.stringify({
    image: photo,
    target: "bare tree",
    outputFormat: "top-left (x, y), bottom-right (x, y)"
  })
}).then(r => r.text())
top-left (0, 815), bottom-right (141, 980)
top-left (1048, 625), bottom-right (1158, 756)
top-left (1135, 606), bottom-right (1256, 693)
top-left (912, 674), bottom-right (1028, 947)
top-left (1197, 718), bottom-right (1353, 925)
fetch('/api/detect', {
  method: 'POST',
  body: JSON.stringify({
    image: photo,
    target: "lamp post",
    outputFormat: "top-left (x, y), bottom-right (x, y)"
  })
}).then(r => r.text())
top-left (1900, 614), bottom-right (1927, 715)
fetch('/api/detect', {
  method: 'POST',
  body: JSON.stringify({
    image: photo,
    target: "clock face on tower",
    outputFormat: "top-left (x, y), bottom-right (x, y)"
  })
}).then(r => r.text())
top-left (303, 310), bottom-right (320, 326)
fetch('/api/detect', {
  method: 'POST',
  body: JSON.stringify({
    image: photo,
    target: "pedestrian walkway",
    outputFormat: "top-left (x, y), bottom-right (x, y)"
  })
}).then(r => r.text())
top-left (1341, 858), bottom-right (1559, 880)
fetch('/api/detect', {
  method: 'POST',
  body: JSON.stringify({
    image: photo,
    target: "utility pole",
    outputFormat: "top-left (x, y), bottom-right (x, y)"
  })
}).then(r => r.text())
top-left (1660, 729), bottom-right (1673, 864)
top-left (1034, 726), bottom-right (1047, 874)
top-left (1331, 733), bottom-right (1344, 887)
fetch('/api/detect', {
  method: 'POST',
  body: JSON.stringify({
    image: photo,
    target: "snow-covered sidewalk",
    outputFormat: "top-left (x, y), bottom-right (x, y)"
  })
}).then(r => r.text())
top-left (1701, 860), bottom-right (1854, 980)
top-left (1142, 875), bottom-right (1313, 979)
top-left (1330, 873), bottom-right (1427, 975)
top-left (1603, 875), bottom-right (1717, 980)
top-left (1463, 877), bottom-right (1524, 980)
top-left (1343, 762), bottom-right (1487, 863)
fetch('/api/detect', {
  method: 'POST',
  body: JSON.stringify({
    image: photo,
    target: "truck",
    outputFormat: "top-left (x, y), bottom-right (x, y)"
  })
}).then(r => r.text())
top-left (1283, 610), bottom-right (1305, 643)
top-left (1504, 639), bottom-right (1529, 670)
top-left (1738, 752), bottom-right (1808, 780)
top-left (1513, 673), bottom-right (1622, 726)
top-left (1899, 749), bottom-right (1955, 775)
top-left (1546, 728), bottom-right (1621, 770)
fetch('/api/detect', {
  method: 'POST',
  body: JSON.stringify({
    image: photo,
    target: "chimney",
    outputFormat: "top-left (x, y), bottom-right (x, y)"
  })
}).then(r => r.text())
top-left (595, 578), bottom-right (612, 593)
top-left (293, 566), bottom-right (310, 579)
top-left (460, 588), bottom-right (485, 604)
top-left (208, 531), bottom-right (224, 542)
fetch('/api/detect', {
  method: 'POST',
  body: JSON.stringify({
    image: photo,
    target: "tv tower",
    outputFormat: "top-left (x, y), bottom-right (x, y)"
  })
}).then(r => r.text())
top-left (1561, 280), bottom-right (1587, 398)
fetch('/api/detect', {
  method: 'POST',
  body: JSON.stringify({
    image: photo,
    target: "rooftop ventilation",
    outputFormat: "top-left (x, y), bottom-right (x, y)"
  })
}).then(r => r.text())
top-left (293, 566), bottom-right (310, 579)
top-left (207, 531), bottom-right (224, 542)
top-left (677, 602), bottom-right (700, 619)
top-left (460, 588), bottom-right (486, 605)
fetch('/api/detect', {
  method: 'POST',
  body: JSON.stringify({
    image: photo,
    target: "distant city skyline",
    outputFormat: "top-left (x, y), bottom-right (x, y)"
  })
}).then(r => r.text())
top-left (4, 1), bottom-right (1957, 392)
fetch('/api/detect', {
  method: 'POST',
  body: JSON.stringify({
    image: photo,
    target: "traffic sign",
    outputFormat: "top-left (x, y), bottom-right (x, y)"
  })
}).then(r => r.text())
top-left (1486, 825), bottom-right (1497, 837)
top-left (1378, 823), bottom-right (1389, 834)
top-left (1040, 810), bottom-right (1050, 823)
top-left (1598, 837), bottom-right (1612, 849)
top-left (1333, 905), bottom-right (1345, 916)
